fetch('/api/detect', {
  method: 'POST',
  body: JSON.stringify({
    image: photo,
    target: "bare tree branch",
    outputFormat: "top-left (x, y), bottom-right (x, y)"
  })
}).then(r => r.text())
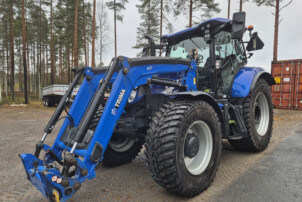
top-left (279, 0), bottom-right (293, 12)
top-left (279, 18), bottom-right (283, 24)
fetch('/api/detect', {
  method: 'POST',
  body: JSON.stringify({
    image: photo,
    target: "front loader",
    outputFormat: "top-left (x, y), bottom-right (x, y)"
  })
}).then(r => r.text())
top-left (20, 12), bottom-right (275, 201)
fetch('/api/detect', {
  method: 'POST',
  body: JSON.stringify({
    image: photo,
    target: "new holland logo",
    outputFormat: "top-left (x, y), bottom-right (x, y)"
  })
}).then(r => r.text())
top-left (114, 89), bottom-right (126, 109)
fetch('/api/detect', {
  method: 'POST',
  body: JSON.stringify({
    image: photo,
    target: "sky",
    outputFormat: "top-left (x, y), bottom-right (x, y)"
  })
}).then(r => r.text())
top-left (101, 0), bottom-right (302, 73)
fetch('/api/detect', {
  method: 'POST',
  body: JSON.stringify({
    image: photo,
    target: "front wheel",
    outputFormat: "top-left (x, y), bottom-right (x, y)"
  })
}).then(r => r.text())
top-left (89, 107), bottom-right (143, 168)
top-left (229, 78), bottom-right (273, 152)
top-left (145, 100), bottom-right (222, 197)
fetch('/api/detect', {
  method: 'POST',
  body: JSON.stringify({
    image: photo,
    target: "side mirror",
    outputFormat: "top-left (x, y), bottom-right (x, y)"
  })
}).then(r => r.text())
top-left (246, 32), bottom-right (264, 51)
top-left (231, 12), bottom-right (246, 39)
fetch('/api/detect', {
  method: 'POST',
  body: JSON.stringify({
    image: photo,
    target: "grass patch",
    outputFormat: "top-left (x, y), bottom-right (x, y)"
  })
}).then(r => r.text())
top-left (0, 92), bottom-right (43, 107)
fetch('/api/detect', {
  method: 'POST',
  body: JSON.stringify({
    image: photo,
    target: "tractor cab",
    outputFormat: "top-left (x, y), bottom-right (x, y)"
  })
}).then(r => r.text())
top-left (144, 12), bottom-right (264, 98)
top-left (163, 22), bottom-right (245, 97)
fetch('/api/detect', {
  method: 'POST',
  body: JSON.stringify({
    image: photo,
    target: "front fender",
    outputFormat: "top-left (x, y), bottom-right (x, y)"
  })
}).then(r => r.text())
top-left (231, 67), bottom-right (275, 97)
top-left (171, 91), bottom-right (225, 137)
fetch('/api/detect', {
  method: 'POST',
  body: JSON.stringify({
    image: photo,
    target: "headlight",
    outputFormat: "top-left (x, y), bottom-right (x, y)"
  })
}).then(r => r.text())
top-left (128, 90), bottom-right (137, 103)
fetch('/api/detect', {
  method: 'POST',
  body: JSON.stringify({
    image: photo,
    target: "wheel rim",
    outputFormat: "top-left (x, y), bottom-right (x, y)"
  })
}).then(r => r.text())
top-left (109, 135), bottom-right (135, 152)
top-left (254, 92), bottom-right (269, 136)
top-left (184, 120), bottom-right (213, 175)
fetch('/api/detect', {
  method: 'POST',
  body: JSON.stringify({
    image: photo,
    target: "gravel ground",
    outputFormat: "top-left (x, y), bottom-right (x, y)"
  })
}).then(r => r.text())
top-left (0, 106), bottom-right (301, 202)
top-left (215, 124), bottom-right (302, 202)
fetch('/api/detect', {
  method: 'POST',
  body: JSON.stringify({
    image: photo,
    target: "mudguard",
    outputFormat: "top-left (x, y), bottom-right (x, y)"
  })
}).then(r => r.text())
top-left (231, 67), bottom-right (275, 97)
top-left (171, 91), bottom-right (225, 136)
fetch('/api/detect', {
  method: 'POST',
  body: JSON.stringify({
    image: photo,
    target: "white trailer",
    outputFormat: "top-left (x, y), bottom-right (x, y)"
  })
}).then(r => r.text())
top-left (42, 84), bottom-right (80, 107)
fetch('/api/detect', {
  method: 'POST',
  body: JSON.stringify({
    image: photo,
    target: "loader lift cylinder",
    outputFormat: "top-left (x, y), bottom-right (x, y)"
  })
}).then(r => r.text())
top-left (35, 67), bottom-right (85, 157)
top-left (71, 57), bottom-right (119, 152)
top-left (43, 67), bottom-right (85, 135)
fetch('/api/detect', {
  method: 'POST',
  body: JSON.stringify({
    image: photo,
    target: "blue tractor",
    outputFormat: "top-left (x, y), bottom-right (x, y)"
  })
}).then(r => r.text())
top-left (20, 12), bottom-right (275, 201)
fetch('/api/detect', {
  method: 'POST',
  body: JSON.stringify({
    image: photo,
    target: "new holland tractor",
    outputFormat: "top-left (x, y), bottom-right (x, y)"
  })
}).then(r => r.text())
top-left (20, 12), bottom-right (275, 201)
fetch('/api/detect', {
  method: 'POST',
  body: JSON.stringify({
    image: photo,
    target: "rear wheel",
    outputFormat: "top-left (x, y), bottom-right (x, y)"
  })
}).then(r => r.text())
top-left (48, 97), bottom-right (54, 107)
top-left (145, 100), bottom-right (222, 197)
top-left (89, 107), bottom-right (144, 168)
top-left (229, 79), bottom-right (273, 152)
top-left (45, 97), bottom-right (50, 107)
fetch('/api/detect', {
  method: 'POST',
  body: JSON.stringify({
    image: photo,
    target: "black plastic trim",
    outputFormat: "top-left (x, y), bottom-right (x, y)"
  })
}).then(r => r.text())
top-left (250, 72), bottom-right (276, 91)
top-left (90, 142), bottom-right (103, 163)
top-left (128, 57), bottom-right (191, 67)
top-left (90, 67), bottom-right (109, 74)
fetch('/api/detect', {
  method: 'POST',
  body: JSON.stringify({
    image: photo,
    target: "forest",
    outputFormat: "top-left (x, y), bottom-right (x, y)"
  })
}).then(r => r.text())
top-left (0, 0), bottom-right (292, 103)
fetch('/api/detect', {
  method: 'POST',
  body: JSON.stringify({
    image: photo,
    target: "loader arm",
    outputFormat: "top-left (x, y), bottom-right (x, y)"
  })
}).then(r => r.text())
top-left (20, 56), bottom-right (197, 201)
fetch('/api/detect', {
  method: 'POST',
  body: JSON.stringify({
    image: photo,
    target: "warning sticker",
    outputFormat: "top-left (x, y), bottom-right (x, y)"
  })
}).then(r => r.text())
top-left (51, 176), bottom-right (58, 182)
top-left (274, 77), bottom-right (281, 84)
top-left (56, 177), bottom-right (62, 184)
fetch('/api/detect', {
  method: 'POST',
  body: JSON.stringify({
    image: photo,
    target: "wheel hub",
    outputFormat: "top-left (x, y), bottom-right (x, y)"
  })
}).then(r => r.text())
top-left (183, 121), bottom-right (213, 175)
top-left (184, 133), bottom-right (200, 158)
top-left (109, 134), bottom-right (135, 152)
top-left (254, 92), bottom-right (269, 136)
top-left (254, 102), bottom-right (261, 125)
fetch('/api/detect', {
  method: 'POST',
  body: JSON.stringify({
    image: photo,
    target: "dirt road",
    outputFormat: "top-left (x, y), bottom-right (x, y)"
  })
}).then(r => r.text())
top-left (0, 106), bottom-right (301, 201)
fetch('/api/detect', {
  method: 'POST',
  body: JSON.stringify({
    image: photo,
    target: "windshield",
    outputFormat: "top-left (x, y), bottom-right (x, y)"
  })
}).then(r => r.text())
top-left (166, 36), bottom-right (210, 68)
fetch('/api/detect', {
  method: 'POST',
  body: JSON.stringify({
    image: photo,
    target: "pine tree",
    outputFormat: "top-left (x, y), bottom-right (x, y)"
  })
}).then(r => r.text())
top-left (227, 0), bottom-right (230, 19)
top-left (97, 0), bottom-right (110, 66)
top-left (106, 0), bottom-right (129, 57)
top-left (22, 0), bottom-right (28, 103)
top-left (174, 0), bottom-right (220, 28)
top-left (253, 0), bottom-right (293, 61)
top-left (0, 0), bottom-right (94, 99)
top-left (157, 0), bottom-right (175, 37)
top-left (73, 0), bottom-right (79, 67)
top-left (50, 0), bottom-right (55, 84)
top-left (239, 0), bottom-right (249, 12)
top-left (9, 0), bottom-right (15, 100)
top-left (91, 0), bottom-right (96, 67)
top-left (133, 0), bottom-right (160, 53)
top-left (83, 0), bottom-right (87, 66)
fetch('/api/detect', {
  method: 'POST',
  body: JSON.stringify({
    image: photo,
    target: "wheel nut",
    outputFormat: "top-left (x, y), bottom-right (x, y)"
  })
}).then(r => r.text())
top-left (81, 169), bottom-right (88, 176)
top-left (64, 187), bottom-right (73, 196)
top-left (61, 178), bottom-right (69, 187)
top-left (123, 68), bottom-right (129, 74)
top-left (73, 182), bottom-right (81, 191)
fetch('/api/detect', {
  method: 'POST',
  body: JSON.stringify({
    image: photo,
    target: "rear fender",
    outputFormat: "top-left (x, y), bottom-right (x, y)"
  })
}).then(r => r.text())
top-left (231, 67), bottom-right (275, 97)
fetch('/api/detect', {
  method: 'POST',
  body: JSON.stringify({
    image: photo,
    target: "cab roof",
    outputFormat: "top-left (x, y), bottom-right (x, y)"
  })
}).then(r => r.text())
top-left (161, 18), bottom-right (231, 43)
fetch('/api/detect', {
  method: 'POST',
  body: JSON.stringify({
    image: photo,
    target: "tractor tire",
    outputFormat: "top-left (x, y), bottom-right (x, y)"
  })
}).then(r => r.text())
top-left (89, 107), bottom-right (144, 168)
top-left (229, 78), bottom-right (273, 152)
top-left (145, 100), bottom-right (222, 197)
